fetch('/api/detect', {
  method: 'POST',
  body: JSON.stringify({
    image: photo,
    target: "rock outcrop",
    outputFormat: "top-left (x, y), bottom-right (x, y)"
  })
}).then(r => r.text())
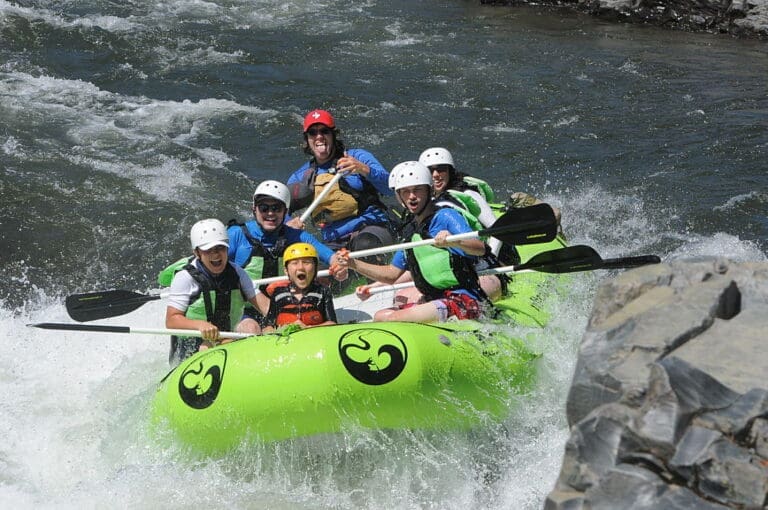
top-left (481, 0), bottom-right (768, 38)
top-left (545, 259), bottom-right (768, 509)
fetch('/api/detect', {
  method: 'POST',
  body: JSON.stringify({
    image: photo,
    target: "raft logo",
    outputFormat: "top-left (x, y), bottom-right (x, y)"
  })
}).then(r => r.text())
top-left (338, 328), bottom-right (408, 385)
top-left (178, 349), bottom-right (227, 409)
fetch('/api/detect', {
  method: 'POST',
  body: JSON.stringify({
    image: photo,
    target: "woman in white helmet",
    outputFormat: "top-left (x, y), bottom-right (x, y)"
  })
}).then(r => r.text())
top-left (418, 147), bottom-right (562, 264)
top-left (164, 219), bottom-right (264, 365)
top-left (418, 147), bottom-right (498, 242)
top-left (336, 161), bottom-right (496, 323)
top-left (225, 179), bottom-right (348, 330)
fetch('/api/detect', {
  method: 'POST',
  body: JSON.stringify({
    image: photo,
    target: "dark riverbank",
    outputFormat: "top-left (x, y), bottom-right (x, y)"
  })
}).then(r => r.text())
top-left (482, 0), bottom-right (768, 38)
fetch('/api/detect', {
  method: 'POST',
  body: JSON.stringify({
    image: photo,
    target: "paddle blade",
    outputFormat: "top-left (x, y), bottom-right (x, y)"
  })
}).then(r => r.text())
top-left (482, 204), bottom-right (558, 245)
top-left (601, 255), bottom-right (661, 269)
top-left (516, 245), bottom-right (603, 274)
top-left (66, 290), bottom-right (160, 322)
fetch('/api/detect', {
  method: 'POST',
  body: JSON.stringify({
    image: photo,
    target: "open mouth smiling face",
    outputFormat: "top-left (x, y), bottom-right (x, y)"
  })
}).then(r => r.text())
top-left (255, 201), bottom-right (286, 231)
top-left (198, 245), bottom-right (228, 274)
top-left (429, 165), bottom-right (451, 195)
top-left (286, 258), bottom-right (316, 290)
top-left (397, 185), bottom-right (429, 214)
top-left (306, 124), bottom-right (333, 163)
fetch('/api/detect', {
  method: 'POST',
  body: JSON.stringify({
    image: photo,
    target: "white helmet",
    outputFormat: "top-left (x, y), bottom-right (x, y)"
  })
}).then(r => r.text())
top-left (190, 219), bottom-right (229, 251)
top-left (253, 180), bottom-right (291, 209)
top-left (387, 170), bottom-right (398, 190)
top-left (391, 161), bottom-right (433, 191)
top-left (418, 147), bottom-right (454, 169)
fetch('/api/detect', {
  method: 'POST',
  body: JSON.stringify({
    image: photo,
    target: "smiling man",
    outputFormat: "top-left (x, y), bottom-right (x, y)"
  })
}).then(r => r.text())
top-left (226, 180), bottom-right (347, 330)
top-left (337, 161), bottom-right (495, 324)
top-left (286, 109), bottom-right (395, 255)
top-left (165, 219), bottom-right (264, 365)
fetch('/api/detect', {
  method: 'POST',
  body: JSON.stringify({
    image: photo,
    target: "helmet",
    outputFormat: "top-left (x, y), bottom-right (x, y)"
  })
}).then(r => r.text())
top-left (253, 180), bottom-right (291, 209)
top-left (387, 169), bottom-right (398, 190)
top-left (418, 147), bottom-right (454, 169)
top-left (283, 242), bottom-right (318, 265)
top-left (303, 109), bottom-right (335, 132)
top-left (190, 219), bottom-right (229, 251)
top-left (391, 161), bottom-right (433, 191)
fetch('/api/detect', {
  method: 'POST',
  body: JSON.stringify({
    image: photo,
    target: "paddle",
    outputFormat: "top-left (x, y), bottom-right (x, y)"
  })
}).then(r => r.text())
top-left (298, 170), bottom-right (344, 223)
top-left (364, 246), bottom-right (661, 295)
top-left (346, 203), bottom-right (558, 260)
top-left (28, 322), bottom-right (252, 339)
top-left (64, 269), bottom-right (346, 322)
top-left (65, 204), bottom-right (558, 322)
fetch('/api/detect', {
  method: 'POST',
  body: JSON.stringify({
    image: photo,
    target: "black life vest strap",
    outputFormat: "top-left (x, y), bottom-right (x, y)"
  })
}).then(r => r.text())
top-left (402, 208), bottom-right (490, 303)
top-left (240, 224), bottom-right (286, 277)
top-left (184, 262), bottom-right (240, 330)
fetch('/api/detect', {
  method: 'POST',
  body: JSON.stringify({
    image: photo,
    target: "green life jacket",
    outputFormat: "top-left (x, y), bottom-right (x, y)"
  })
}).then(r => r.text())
top-left (462, 176), bottom-right (495, 203)
top-left (435, 190), bottom-right (484, 232)
top-left (183, 262), bottom-right (247, 330)
top-left (401, 209), bottom-right (488, 302)
top-left (158, 256), bottom-right (192, 287)
top-left (168, 261), bottom-right (248, 365)
top-left (228, 221), bottom-right (286, 282)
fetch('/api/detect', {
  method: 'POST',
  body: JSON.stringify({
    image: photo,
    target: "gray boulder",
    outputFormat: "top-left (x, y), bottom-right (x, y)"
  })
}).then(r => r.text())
top-left (546, 259), bottom-right (768, 509)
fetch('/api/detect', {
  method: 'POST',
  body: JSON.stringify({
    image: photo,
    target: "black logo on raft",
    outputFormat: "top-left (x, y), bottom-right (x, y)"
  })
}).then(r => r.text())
top-left (338, 328), bottom-right (408, 385)
top-left (178, 349), bottom-right (227, 409)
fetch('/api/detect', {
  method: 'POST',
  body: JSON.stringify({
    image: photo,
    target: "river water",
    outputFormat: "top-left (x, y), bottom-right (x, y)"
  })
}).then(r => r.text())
top-left (1, 0), bottom-right (766, 508)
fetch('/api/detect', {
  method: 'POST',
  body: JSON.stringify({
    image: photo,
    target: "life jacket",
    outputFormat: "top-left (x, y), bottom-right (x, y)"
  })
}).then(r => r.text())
top-left (265, 281), bottom-right (328, 327)
top-left (169, 261), bottom-right (248, 364)
top-left (226, 220), bottom-right (287, 281)
top-left (461, 176), bottom-right (495, 203)
top-left (400, 208), bottom-right (488, 303)
top-left (434, 190), bottom-right (484, 231)
top-left (290, 160), bottom-right (387, 225)
top-left (157, 256), bottom-right (193, 287)
top-left (182, 262), bottom-right (246, 329)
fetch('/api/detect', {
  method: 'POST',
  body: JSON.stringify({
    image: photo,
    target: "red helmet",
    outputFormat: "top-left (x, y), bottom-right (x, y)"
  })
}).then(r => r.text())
top-left (303, 109), bottom-right (335, 132)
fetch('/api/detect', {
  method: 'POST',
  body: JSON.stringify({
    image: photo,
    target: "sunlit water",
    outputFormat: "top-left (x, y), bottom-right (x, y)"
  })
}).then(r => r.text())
top-left (2, 0), bottom-right (766, 508)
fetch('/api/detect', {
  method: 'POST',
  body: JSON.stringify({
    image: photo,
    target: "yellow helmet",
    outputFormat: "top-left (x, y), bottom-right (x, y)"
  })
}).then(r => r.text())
top-left (283, 243), bottom-right (318, 265)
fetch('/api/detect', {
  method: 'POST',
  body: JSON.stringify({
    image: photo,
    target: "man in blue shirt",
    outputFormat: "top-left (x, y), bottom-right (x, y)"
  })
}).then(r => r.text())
top-left (286, 109), bottom-right (396, 256)
top-left (227, 180), bottom-right (346, 329)
top-left (337, 161), bottom-right (492, 323)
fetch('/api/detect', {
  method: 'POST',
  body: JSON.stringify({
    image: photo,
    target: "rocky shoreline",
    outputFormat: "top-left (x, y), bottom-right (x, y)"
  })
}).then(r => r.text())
top-left (481, 0), bottom-right (768, 38)
top-left (544, 259), bottom-right (768, 509)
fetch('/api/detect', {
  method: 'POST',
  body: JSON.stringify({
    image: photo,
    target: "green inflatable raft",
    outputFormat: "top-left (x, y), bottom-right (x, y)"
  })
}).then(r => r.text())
top-left (150, 320), bottom-right (540, 454)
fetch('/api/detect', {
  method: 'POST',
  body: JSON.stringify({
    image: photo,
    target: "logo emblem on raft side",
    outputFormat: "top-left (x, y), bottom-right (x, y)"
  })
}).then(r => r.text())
top-left (338, 328), bottom-right (408, 385)
top-left (178, 349), bottom-right (227, 409)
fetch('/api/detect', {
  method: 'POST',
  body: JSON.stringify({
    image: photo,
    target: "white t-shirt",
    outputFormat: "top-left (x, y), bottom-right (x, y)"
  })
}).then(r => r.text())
top-left (167, 261), bottom-right (258, 312)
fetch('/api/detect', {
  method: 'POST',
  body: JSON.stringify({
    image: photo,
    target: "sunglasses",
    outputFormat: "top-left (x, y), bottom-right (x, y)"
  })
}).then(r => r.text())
top-left (430, 165), bottom-right (452, 173)
top-left (306, 126), bottom-right (332, 137)
top-left (256, 203), bottom-right (285, 213)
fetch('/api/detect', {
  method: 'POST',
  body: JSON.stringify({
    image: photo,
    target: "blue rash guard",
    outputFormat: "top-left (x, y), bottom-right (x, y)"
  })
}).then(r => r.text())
top-left (391, 207), bottom-right (480, 299)
top-left (287, 148), bottom-right (393, 243)
top-left (228, 220), bottom-right (335, 267)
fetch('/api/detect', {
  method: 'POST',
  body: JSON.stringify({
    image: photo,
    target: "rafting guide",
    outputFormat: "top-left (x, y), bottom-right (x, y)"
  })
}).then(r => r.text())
top-left (286, 109), bottom-right (397, 258)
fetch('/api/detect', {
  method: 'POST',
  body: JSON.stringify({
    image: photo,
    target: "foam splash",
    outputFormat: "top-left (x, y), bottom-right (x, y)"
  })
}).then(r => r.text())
top-left (0, 71), bottom-right (277, 202)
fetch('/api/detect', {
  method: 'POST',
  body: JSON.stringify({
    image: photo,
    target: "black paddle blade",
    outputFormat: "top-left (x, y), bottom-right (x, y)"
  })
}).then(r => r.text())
top-left (516, 245), bottom-right (603, 274)
top-left (65, 290), bottom-right (160, 322)
top-left (482, 204), bottom-right (558, 246)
